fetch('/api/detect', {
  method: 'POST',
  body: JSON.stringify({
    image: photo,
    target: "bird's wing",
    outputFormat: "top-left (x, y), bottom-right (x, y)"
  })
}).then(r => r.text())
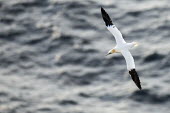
top-left (121, 50), bottom-right (142, 90)
top-left (121, 50), bottom-right (135, 70)
top-left (101, 7), bottom-right (126, 45)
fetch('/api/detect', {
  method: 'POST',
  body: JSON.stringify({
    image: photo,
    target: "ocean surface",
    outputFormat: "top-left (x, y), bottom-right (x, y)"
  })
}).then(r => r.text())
top-left (0, 0), bottom-right (170, 113)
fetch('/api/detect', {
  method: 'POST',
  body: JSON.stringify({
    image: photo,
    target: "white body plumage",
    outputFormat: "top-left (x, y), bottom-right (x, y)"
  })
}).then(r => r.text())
top-left (101, 7), bottom-right (142, 90)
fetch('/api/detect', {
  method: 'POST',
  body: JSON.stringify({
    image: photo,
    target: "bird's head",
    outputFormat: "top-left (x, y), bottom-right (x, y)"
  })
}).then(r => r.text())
top-left (106, 49), bottom-right (119, 56)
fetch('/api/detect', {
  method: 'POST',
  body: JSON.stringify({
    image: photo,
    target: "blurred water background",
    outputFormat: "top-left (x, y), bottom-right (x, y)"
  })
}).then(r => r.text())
top-left (0, 0), bottom-right (170, 113)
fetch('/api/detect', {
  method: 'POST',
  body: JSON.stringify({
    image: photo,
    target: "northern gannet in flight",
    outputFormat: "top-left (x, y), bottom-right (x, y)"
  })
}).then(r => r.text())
top-left (101, 7), bottom-right (142, 90)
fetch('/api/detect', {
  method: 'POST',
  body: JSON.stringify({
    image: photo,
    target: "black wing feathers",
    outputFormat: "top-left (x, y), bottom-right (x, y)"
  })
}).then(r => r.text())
top-left (129, 69), bottom-right (142, 90)
top-left (101, 7), bottom-right (113, 26)
top-left (101, 7), bottom-right (142, 90)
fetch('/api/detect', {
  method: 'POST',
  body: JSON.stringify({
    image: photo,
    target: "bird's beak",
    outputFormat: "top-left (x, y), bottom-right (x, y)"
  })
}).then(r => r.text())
top-left (106, 53), bottom-right (111, 56)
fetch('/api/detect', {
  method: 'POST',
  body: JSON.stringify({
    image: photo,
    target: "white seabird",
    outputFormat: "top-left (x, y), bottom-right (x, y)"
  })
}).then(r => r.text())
top-left (101, 7), bottom-right (142, 90)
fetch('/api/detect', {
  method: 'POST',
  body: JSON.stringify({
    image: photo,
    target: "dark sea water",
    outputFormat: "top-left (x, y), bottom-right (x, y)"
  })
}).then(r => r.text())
top-left (0, 0), bottom-right (170, 113)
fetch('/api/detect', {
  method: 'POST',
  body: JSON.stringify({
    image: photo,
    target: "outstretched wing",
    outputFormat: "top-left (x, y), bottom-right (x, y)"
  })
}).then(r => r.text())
top-left (121, 50), bottom-right (135, 70)
top-left (121, 50), bottom-right (142, 90)
top-left (101, 7), bottom-right (126, 45)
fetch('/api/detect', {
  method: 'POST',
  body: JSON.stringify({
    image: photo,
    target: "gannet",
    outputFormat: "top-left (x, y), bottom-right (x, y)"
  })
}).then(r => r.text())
top-left (101, 7), bottom-right (142, 90)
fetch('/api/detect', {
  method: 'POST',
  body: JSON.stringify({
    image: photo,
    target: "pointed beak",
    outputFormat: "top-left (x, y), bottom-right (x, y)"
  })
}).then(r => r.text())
top-left (106, 53), bottom-right (111, 56)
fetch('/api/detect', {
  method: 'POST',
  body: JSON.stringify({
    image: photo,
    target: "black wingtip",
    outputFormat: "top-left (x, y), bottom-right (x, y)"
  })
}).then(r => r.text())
top-left (101, 7), bottom-right (104, 12)
top-left (129, 69), bottom-right (142, 90)
top-left (100, 7), bottom-right (113, 26)
top-left (101, 7), bottom-right (106, 16)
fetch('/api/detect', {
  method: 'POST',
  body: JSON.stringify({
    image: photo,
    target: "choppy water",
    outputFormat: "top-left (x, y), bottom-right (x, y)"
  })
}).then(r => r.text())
top-left (0, 0), bottom-right (170, 113)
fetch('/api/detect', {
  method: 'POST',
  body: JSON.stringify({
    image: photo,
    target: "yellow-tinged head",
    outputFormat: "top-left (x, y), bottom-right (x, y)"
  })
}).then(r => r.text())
top-left (106, 49), bottom-right (120, 56)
